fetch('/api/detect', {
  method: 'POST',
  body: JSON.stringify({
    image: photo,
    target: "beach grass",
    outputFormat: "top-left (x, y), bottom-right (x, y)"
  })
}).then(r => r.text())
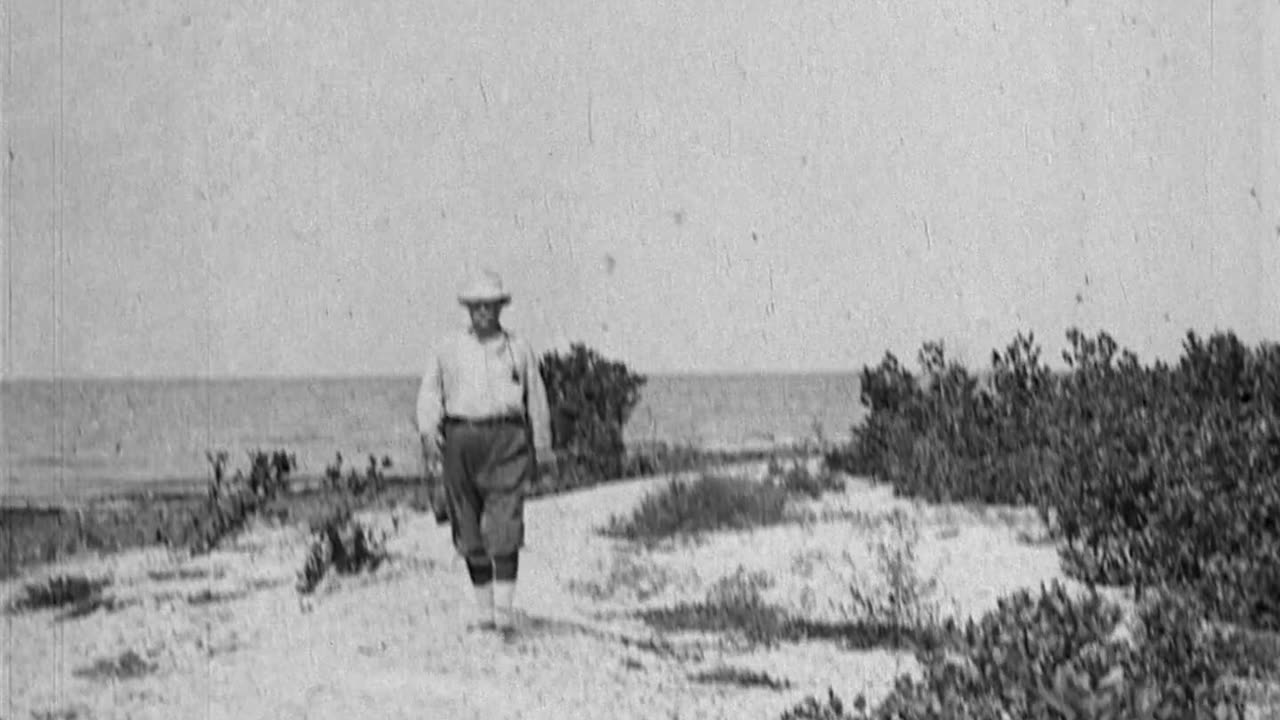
top-left (1, 441), bottom-right (794, 580)
top-left (0, 475), bottom-right (434, 579)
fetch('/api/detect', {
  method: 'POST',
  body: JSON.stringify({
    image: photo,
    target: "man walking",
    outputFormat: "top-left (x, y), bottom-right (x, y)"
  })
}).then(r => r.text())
top-left (416, 270), bottom-right (555, 639)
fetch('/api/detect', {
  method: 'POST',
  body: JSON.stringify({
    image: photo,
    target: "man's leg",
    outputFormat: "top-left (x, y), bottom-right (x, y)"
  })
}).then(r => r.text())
top-left (475, 423), bottom-right (535, 636)
top-left (492, 552), bottom-right (519, 633)
top-left (466, 556), bottom-right (496, 630)
top-left (442, 425), bottom-right (494, 631)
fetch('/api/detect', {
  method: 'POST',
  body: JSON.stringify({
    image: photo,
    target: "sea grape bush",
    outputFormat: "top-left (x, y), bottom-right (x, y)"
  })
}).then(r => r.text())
top-left (779, 582), bottom-right (1244, 719)
top-left (539, 343), bottom-right (647, 481)
top-left (832, 328), bottom-right (1280, 631)
top-left (876, 583), bottom-right (1244, 719)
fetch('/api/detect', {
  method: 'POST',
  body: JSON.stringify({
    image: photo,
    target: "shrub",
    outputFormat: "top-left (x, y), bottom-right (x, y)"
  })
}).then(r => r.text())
top-left (296, 505), bottom-right (388, 595)
top-left (72, 649), bottom-right (156, 681)
top-left (690, 666), bottom-right (792, 690)
top-left (321, 452), bottom-right (390, 497)
top-left (8, 574), bottom-right (110, 613)
top-left (601, 474), bottom-right (791, 542)
top-left (780, 689), bottom-right (868, 720)
top-left (620, 441), bottom-right (720, 478)
top-left (540, 343), bottom-right (647, 480)
top-left (840, 328), bottom-right (1280, 632)
top-left (845, 510), bottom-right (940, 638)
top-left (871, 582), bottom-right (1245, 720)
top-left (190, 448), bottom-right (297, 553)
top-left (769, 456), bottom-right (845, 499)
top-left (639, 567), bottom-right (789, 646)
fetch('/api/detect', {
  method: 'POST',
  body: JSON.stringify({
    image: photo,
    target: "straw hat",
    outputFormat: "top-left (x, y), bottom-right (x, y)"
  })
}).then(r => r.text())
top-left (457, 270), bottom-right (512, 306)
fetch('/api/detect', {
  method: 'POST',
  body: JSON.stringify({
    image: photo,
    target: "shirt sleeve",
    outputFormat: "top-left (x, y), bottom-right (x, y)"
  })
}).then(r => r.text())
top-left (415, 346), bottom-right (445, 451)
top-left (521, 340), bottom-right (554, 455)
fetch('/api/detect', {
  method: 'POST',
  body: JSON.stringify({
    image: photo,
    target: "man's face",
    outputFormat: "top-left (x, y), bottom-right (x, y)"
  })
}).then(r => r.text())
top-left (466, 301), bottom-right (503, 333)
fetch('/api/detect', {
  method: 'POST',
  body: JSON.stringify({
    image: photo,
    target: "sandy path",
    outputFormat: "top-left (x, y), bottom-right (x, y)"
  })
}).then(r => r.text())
top-left (3, 469), bottom-right (1075, 720)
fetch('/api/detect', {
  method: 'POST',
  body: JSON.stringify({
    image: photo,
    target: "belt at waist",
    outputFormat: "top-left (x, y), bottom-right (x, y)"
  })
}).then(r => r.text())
top-left (443, 413), bottom-right (525, 427)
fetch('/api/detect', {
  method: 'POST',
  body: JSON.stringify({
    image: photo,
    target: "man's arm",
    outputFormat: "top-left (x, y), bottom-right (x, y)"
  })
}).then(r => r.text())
top-left (416, 349), bottom-right (445, 454)
top-left (522, 342), bottom-right (553, 458)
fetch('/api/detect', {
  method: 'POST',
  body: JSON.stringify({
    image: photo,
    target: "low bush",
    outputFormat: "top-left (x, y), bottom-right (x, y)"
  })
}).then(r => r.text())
top-left (840, 510), bottom-right (940, 644)
top-left (639, 567), bottom-right (789, 646)
top-left (72, 649), bottom-right (156, 681)
top-left (780, 689), bottom-right (869, 720)
top-left (601, 457), bottom-right (848, 543)
top-left (8, 574), bottom-right (110, 613)
top-left (780, 583), bottom-right (1246, 719)
top-left (323, 452), bottom-right (392, 497)
top-left (690, 666), bottom-right (792, 690)
top-left (188, 448), bottom-right (298, 553)
top-left (769, 456), bottom-right (845, 499)
top-left (878, 582), bottom-right (1244, 719)
top-left (296, 505), bottom-right (388, 595)
top-left (601, 474), bottom-right (791, 542)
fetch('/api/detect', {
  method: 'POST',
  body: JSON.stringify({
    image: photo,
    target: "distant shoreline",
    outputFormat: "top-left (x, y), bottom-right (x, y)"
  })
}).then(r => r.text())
top-left (1, 439), bottom-right (826, 511)
top-left (0, 442), bottom-right (826, 579)
top-left (0, 369), bottom-right (863, 385)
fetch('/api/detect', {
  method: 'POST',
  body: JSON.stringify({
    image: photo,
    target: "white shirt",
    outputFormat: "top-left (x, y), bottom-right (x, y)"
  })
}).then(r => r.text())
top-left (415, 328), bottom-right (553, 454)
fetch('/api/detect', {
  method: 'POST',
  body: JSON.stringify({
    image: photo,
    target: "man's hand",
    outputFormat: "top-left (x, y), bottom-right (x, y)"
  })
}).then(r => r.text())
top-left (420, 434), bottom-right (443, 474)
top-left (419, 434), bottom-right (448, 524)
top-left (535, 448), bottom-right (559, 478)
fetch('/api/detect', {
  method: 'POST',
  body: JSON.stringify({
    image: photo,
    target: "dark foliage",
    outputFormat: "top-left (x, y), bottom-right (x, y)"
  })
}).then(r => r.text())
top-left (831, 328), bottom-right (1280, 632)
top-left (8, 574), bottom-right (110, 613)
top-left (540, 343), bottom-right (647, 481)
top-left (296, 504), bottom-right (387, 595)
top-left (779, 583), bottom-right (1245, 719)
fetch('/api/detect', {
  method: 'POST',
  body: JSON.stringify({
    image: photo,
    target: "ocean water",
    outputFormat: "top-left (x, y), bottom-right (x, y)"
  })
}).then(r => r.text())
top-left (1, 373), bottom-right (865, 503)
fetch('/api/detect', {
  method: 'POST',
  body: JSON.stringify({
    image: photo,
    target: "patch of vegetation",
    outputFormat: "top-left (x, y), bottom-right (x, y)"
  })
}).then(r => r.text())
top-left (634, 508), bottom-right (950, 653)
top-left (780, 688), bottom-right (869, 720)
top-left (146, 566), bottom-right (216, 583)
top-left (845, 510), bottom-right (940, 638)
top-left (72, 649), bottom-right (157, 681)
top-left (186, 588), bottom-right (246, 605)
top-left (768, 456), bottom-right (845, 499)
top-left (618, 441), bottom-right (721, 479)
top-left (602, 473), bottom-right (790, 542)
top-left (600, 463), bottom-right (845, 543)
top-left (691, 665), bottom-right (793, 691)
top-left (322, 452), bottom-right (392, 497)
top-left (568, 549), bottom-right (677, 603)
top-left (779, 582), bottom-right (1248, 719)
top-left (808, 327), bottom-right (1280, 718)
top-left (184, 448), bottom-right (299, 553)
top-left (639, 567), bottom-right (791, 647)
top-left (832, 329), bottom-right (1280, 633)
top-left (58, 595), bottom-right (138, 621)
top-left (8, 574), bottom-right (110, 613)
top-left (786, 509), bottom-right (949, 653)
top-left (295, 505), bottom-right (389, 595)
top-left (540, 343), bottom-right (648, 482)
top-left (887, 582), bottom-right (1245, 719)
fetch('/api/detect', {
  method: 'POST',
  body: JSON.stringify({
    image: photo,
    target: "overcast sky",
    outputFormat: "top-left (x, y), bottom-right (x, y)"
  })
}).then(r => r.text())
top-left (4, 0), bottom-right (1278, 379)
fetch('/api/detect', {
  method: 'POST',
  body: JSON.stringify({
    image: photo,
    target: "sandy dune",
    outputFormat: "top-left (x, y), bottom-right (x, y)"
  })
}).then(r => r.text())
top-left (2, 469), bottom-right (1078, 720)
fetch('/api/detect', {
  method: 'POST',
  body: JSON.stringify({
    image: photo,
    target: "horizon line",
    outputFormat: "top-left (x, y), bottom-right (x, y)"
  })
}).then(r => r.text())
top-left (0, 367), bottom-right (869, 384)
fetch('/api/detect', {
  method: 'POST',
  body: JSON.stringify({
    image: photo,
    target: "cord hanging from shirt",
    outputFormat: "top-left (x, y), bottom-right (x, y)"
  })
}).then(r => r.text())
top-left (502, 331), bottom-right (520, 385)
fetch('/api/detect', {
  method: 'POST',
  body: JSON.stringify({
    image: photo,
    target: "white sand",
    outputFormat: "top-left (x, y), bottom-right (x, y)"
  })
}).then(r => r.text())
top-left (2, 468), bottom-right (1080, 720)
